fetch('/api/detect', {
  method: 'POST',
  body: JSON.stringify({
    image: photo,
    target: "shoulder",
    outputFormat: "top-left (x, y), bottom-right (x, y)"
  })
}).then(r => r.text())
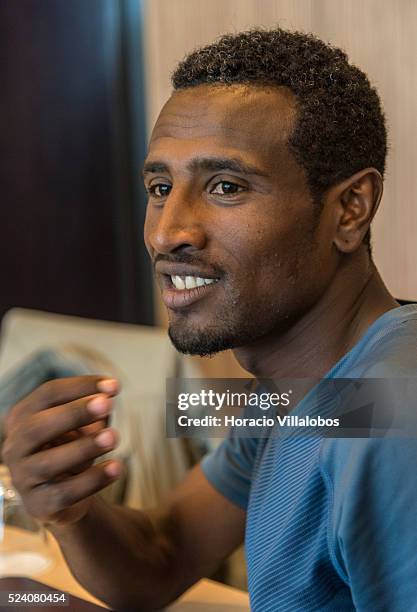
top-left (354, 310), bottom-right (417, 377)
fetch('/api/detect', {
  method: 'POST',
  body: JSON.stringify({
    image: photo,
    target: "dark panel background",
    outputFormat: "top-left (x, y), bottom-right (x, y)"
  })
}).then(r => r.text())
top-left (0, 0), bottom-right (153, 324)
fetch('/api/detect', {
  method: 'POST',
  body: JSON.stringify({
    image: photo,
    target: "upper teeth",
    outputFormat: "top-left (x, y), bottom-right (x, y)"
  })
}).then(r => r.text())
top-left (171, 275), bottom-right (216, 290)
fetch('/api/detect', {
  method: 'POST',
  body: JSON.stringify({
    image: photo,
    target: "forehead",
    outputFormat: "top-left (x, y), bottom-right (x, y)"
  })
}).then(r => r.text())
top-left (148, 84), bottom-right (298, 170)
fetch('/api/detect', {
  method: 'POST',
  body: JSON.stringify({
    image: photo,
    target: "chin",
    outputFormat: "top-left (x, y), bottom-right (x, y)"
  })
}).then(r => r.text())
top-left (167, 317), bottom-right (267, 357)
top-left (168, 325), bottom-right (232, 356)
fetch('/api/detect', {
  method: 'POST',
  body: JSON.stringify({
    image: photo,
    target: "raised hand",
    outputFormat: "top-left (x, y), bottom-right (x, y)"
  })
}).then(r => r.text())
top-left (2, 376), bottom-right (122, 526)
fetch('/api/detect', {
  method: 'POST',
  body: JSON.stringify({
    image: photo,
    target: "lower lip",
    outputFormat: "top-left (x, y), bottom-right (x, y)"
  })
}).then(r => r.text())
top-left (162, 282), bottom-right (219, 309)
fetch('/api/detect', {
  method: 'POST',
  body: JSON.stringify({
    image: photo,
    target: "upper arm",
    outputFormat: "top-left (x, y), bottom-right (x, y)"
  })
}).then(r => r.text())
top-left (162, 424), bottom-right (259, 584)
top-left (165, 463), bottom-right (246, 582)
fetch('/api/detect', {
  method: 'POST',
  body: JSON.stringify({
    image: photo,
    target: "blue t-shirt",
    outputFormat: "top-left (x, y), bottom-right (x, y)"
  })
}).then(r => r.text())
top-left (202, 305), bottom-right (417, 611)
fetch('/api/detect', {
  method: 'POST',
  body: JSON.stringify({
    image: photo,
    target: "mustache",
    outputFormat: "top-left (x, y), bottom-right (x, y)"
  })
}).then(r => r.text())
top-left (153, 253), bottom-right (223, 275)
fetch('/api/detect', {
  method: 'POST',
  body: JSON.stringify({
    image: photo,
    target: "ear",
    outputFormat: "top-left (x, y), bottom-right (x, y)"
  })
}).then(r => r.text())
top-left (327, 168), bottom-right (383, 253)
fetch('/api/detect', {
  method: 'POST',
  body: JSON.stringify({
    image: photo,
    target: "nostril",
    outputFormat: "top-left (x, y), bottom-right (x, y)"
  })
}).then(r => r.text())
top-left (152, 231), bottom-right (206, 255)
top-left (145, 204), bottom-right (207, 255)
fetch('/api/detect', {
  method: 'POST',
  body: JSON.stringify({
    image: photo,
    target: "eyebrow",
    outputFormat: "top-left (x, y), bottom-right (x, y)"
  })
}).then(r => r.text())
top-left (142, 156), bottom-right (268, 178)
top-left (142, 161), bottom-right (169, 175)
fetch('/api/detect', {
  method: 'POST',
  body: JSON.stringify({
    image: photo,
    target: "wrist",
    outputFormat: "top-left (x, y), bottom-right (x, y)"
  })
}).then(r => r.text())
top-left (46, 496), bottom-right (106, 540)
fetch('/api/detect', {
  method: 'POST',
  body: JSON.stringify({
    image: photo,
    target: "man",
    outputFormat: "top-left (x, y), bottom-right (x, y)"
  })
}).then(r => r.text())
top-left (3, 28), bottom-right (417, 610)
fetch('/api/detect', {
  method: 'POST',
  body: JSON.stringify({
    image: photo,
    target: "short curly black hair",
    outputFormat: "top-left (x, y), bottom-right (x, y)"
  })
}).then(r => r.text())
top-left (172, 28), bottom-right (387, 251)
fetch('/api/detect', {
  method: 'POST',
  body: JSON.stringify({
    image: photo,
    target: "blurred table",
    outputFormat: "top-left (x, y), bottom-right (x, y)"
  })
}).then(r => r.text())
top-left (35, 532), bottom-right (250, 610)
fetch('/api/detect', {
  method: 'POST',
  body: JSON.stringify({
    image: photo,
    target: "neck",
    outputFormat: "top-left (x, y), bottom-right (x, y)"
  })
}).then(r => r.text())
top-left (233, 252), bottom-right (399, 379)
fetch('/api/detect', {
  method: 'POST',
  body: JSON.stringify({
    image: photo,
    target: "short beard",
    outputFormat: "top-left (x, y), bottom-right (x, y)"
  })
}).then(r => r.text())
top-left (168, 325), bottom-right (237, 357)
top-left (167, 308), bottom-right (282, 357)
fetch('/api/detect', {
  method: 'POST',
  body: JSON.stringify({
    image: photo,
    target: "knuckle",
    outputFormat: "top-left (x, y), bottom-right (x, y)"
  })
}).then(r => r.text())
top-left (26, 487), bottom-right (50, 520)
top-left (21, 415), bottom-right (42, 444)
top-left (31, 455), bottom-right (53, 482)
top-left (48, 484), bottom-right (71, 513)
top-left (35, 380), bottom-right (56, 405)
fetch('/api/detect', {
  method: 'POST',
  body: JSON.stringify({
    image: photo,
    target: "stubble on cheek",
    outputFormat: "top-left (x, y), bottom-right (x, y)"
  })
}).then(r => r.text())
top-left (240, 215), bottom-right (321, 329)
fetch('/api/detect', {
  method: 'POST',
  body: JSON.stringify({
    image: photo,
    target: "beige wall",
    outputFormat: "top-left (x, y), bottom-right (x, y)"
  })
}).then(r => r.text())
top-left (143, 0), bottom-right (417, 374)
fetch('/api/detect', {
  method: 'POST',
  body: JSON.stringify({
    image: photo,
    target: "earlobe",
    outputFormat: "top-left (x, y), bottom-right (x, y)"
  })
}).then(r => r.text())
top-left (332, 168), bottom-right (383, 253)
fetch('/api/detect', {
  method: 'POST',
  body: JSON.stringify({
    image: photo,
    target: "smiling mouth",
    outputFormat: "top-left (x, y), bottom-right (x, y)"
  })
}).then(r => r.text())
top-left (161, 274), bottom-right (220, 309)
top-left (170, 275), bottom-right (218, 290)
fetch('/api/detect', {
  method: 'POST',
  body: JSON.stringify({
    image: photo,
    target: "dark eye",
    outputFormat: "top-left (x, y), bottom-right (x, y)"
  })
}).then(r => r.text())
top-left (210, 181), bottom-right (244, 196)
top-left (148, 183), bottom-right (172, 198)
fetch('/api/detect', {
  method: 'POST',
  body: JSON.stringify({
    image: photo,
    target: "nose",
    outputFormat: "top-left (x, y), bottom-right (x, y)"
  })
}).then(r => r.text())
top-left (145, 190), bottom-right (207, 256)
